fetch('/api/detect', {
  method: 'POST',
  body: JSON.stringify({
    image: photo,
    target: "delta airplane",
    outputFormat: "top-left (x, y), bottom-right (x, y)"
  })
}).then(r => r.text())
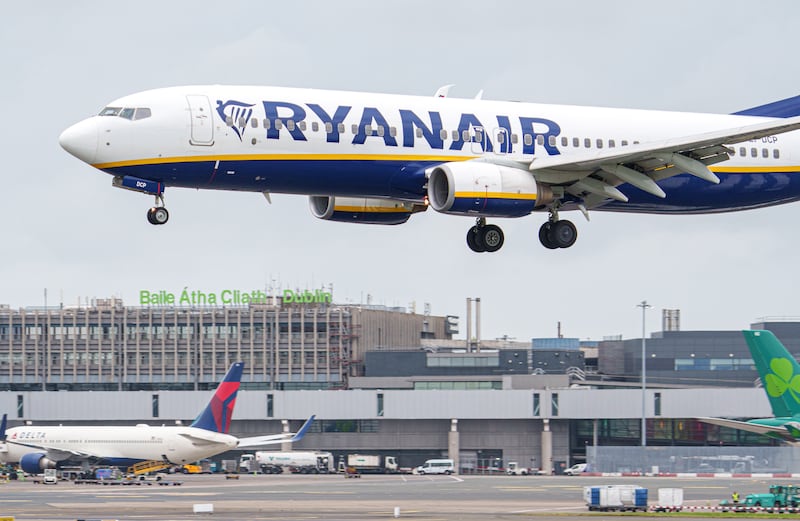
top-left (700, 330), bottom-right (800, 443)
top-left (0, 362), bottom-right (315, 474)
top-left (58, 86), bottom-right (800, 252)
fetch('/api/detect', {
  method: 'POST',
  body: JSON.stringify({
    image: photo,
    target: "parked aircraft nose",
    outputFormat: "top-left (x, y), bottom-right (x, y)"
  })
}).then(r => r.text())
top-left (59, 118), bottom-right (98, 164)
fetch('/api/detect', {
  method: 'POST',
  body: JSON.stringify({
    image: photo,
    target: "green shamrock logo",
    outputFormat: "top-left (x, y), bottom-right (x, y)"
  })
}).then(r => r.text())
top-left (765, 357), bottom-right (800, 403)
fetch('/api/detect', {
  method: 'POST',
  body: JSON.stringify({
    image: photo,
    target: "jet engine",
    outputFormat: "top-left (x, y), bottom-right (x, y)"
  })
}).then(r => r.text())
top-left (20, 452), bottom-right (57, 474)
top-left (427, 162), bottom-right (553, 217)
top-left (309, 196), bottom-right (424, 225)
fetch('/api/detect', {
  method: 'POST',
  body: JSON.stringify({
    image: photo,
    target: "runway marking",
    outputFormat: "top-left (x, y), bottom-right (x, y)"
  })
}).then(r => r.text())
top-left (94, 494), bottom-right (149, 498)
top-left (510, 506), bottom-right (586, 513)
top-left (493, 486), bottom-right (548, 491)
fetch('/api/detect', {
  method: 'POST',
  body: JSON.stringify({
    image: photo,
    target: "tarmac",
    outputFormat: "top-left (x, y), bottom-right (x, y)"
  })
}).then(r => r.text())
top-left (0, 473), bottom-right (793, 521)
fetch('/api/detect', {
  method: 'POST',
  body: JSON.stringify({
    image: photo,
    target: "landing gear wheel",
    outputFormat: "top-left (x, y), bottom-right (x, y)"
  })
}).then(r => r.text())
top-left (466, 226), bottom-right (486, 252)
top-left (538, 222), bottom-right (558, 250)
top-left (481, 224), bottom-right (504, 252)
top-left (147, 206), bottom-right (169, 225)
top-left (551, 220), bottom-right (577, 248)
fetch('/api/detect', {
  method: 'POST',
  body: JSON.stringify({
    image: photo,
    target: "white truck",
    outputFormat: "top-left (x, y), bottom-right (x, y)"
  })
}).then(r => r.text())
top-left (239, 451), bottom-right (334, 474)
top-left (345, 454), bottom-right (398, 474)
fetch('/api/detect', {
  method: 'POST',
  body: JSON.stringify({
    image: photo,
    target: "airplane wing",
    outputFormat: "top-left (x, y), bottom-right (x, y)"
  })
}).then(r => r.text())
top-left (237, 415), bottom-right (315, 448)
top-left (697, 417), bottom-right (797, 443)
top-left (490, 114), bottom-right (800, 208)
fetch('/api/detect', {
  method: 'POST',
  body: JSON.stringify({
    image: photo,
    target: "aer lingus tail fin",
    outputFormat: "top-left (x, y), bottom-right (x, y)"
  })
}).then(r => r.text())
top-left (743, 330), bottom-right (800, 418)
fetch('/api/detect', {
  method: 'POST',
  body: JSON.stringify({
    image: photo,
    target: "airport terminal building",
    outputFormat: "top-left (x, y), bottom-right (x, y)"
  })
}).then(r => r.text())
top-left (0, 298), bottom-right (793, 472)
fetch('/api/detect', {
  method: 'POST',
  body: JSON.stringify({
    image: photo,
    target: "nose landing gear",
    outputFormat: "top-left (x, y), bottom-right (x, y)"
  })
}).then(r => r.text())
top-left (466, 218), bottom-right (505, 253)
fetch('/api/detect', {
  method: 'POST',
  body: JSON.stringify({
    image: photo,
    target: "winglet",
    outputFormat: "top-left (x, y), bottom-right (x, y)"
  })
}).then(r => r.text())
top-left (434, 84), bottom-right (454, 98)
top-left (291, 415), bottom-right (315, 442)
top-left (190, 362), bottom-right (244, 433)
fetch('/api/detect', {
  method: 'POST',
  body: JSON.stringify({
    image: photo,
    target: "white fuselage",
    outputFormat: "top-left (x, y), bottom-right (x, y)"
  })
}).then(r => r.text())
top-left (0, 424), bottom-right (239, 465)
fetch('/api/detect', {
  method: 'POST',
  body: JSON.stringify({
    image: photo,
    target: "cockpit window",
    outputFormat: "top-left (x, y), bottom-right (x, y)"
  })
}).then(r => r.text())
top-left (99, 107), bottom-right (122, 116)
top-left (98, 106), bottom-right (152, 120)
top-left (133, 107), bottom-right (151, 120)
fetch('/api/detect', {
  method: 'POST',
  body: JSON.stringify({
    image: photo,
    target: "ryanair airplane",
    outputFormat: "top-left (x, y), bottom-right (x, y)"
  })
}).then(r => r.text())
top-left (59, 86), bottom-right (800, 252)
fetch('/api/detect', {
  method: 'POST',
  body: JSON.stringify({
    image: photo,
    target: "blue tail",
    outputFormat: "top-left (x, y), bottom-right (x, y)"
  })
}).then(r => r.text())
top-left (733, 95), bottom-right (800, 118)
top-left (190, 362), bottom-right (243, 433)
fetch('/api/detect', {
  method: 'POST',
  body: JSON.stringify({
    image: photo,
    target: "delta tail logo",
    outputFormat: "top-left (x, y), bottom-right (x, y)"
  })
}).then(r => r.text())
top-left (216, 100), bottom-right (254, 141)
top-left (765, 357), bottom-right (800, 404)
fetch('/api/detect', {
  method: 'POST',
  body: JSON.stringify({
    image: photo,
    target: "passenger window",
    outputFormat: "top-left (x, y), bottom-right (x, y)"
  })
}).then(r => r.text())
top-left (389, 126), bottom-right (397, 137)
top-left (251, 118), bottom-right (258, 128)
top-left (440, 129), bottom-right (448, 140)
top-left (596, 138), bottom-right (603, 149)
top-left (298, 121), bottom-right (306, 131)
top-left (365, 124), bottom-right (373, 134)
top-left (377, 126), bottom-right (385, 137)
top-left (287, 120), bottom-right (296, 131)
top-left (511, 134), bottom-right (518, 144)
top-left (325, 122), bottom-right (333, 133)
top-left (751, 148), bottom-right (757, 157)
top-left (338, 123), bottom-right (345, 133)
top-left (226, 116), bottom-right (234, 126)
top-left (133, 108), bottom-right (151, 120)
top-left (416, 128), bottom-right (423, 138)
top-left (238, 117), bottom-right (246, 127)
top-left (609, 139), bottom-right (615, 148)
top-left (475, 130), bottom-right (483, 142)
top-left (774, 149), bottom-right (781, 159)
top-left (536, 135), bottom-right (544, 145)
top-left (263, 119), bottom-right (270, 130)
top-left (633, 141), bottom-right (640, 145)
top-left (274, 120), bottom-right (283, 130)
top-left (548, 136), bottom-right (556, 146)
top-left (584, 138), bottom-right (591, 148)
top-left (730, 148), bottom-right (736, 156)
top-left (311, 121), bottom-right (319, 132)
top-left (352, 124), bottom-right (359, 134)
top-left (762, 148), bottom-right (769, 158)
top-left (462, 130), bottom-right (470, 141)
top-left (452, 130), bottom-right (459, 141)
top-left (573, 137), bottom-right (579, 147)
top-left (621, 140), bottom-right (628, 146)
top-left (561, 137), bottom-right (568, 147)
top-left (524, 134), bottom-right (533, 146)
top-left (739, 147), bottom-right (746, 156)
top-left (497, 133), bottom-right (505, 144)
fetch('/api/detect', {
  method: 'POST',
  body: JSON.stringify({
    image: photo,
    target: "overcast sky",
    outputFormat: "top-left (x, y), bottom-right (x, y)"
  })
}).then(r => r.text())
top-left (3, 1), bottom-right (800, 343)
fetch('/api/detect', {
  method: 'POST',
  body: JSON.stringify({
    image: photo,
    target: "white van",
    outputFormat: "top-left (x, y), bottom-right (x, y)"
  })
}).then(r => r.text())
top-left (416, 459), bottom-right (455, 475)
top-left (564, 463), bottom-right (587, 476)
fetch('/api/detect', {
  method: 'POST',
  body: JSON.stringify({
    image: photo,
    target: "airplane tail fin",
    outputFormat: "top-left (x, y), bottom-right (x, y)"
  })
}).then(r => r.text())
top-left (733, 95), bottom-right (800, 118)
top-left (190, 362), bottom-right (244, 433)
top-left (0, 413), bottom-right (6, 440)
top-left (743, 330), bottom-right (800, 418)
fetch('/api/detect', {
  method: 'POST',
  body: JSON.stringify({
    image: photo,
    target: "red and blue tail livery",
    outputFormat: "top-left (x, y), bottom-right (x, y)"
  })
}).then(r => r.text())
top-left (191, 362), bottom-right (243, 434)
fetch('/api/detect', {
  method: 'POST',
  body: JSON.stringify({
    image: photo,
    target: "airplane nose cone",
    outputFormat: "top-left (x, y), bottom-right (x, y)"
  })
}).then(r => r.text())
top-left (59, 118), bottom-right (98, 164)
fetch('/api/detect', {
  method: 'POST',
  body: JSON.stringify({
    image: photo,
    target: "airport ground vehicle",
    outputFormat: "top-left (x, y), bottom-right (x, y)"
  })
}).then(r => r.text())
top-left (415, 459), bottom-right (455, 475)
top-left (564, 463), bottom-right (588, 475)
top-left (239, 451), bottom-right (334, 474)
top-left (42, 468), bottom-right (57, 485)
top-left (721, 485), bottom-right (800, 508)
top-left (344, 454), bottom-right (398, 474)
top-left (506, 461), bottom-right (545, 475)
top-left (584, 485), bottom-right (648, 511)
top-left (181, 459), bottom-right (212, 474)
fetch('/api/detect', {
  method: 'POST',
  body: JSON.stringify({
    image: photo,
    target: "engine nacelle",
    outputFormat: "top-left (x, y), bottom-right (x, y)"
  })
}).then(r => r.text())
top-left (427, 162), bottom-right (552, 217)
top-left (309, 196), bottom-right (422, 225)
top-left (20, 452), bottom-right (57, 474)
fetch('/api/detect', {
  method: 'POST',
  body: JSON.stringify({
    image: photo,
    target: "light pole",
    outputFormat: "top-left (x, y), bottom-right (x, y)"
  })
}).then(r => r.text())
top-left (637, 300), bottom-right (651, 448)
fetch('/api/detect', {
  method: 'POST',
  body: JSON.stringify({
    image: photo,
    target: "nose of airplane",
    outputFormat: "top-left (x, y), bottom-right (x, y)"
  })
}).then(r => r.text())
top-left (59, 118), bottom-right (98, 164)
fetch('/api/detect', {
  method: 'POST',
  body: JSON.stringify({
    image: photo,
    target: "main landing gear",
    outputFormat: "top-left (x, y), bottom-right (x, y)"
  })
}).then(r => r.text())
top-left (466, 218), bottom-right (504, 253)
top-left (146, 195), bottom-right (169, 225)
top-left (464, 213), bottom-right (578, 253)
top-left (538, 218), bottom-right (577, 249)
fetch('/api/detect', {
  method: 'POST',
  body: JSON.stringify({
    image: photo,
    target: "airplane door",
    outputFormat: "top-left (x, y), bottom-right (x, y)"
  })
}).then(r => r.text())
top-left (470, 126), bottom-right (489, 155)
top-left (187, 95), bottom-right (214, 146)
